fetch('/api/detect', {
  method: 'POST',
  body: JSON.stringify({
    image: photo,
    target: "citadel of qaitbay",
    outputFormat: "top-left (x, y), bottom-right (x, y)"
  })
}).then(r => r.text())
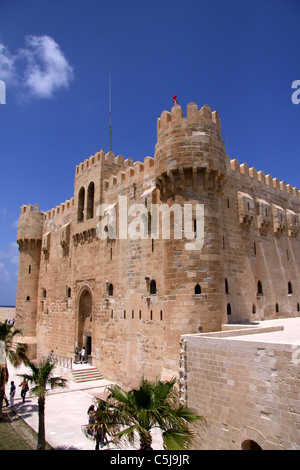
top-left (14, 101), bottom-right (300, 449)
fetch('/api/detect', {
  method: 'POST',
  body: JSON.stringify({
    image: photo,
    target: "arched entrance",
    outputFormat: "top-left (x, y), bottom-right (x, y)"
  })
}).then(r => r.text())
top-left (241, 439), bottom-right (262, 450)
top-left (77, 288), bottom-right (93, 362)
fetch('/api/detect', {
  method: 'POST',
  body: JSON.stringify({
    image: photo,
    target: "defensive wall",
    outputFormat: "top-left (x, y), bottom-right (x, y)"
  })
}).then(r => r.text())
top-left (180, 317), bottom-right (300, 449)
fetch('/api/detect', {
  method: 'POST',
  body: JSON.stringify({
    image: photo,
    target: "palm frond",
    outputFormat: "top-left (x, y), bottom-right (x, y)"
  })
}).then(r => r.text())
top-left (162, 428), bottom-right (194, 450)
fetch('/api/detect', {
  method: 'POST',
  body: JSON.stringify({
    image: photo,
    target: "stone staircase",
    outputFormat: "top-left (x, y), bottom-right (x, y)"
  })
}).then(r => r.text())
top-left (71, 366), bottom-right (104, 383)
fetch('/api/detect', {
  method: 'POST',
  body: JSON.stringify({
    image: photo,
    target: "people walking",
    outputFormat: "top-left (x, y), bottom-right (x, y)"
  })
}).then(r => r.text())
top-left (19, 379), bottom-right (29, 403)
top-left (80, 347), bottom-right (86, 363)
top-left (9, 381), bottom-right (16, 407)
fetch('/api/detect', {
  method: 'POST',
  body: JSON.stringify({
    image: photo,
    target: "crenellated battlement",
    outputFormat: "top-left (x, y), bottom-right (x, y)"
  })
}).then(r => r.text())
top-left (229, 158), bottom-right (300, 200)
top-left (75, 148), bottom-right (134, 176)
top-left (102, 155), bottom-right (155, 191)
top-left (17, 203), bottom-right (45, 243)
top-left (44, 197), bottom-right (75, 220)
top-left (157, 103), bottom-right (222, 138)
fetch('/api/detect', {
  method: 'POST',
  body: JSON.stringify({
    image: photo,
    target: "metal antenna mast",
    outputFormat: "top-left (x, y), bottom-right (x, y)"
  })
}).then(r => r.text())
top-left (109, 74), bottom-right (112, 152)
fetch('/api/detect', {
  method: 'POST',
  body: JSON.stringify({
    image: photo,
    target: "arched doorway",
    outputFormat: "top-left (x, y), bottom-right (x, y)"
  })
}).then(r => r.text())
top-left (78, 289), bottom-right (93, 361)
top-left (241, 439), bottom-right (262, 450)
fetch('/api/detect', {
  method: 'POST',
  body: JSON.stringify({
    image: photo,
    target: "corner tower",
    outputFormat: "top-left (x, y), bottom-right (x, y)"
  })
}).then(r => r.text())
top-left (154, 103), bottom-right (227, 366)
top-left (15, 203), bottom-right (44, 358)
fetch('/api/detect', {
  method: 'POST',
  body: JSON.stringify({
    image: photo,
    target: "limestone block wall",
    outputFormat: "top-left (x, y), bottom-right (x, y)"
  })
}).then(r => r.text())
top-left (222, 156), bottom-right (300, 323)
top-left (180, 328), bottom-right (300, 450)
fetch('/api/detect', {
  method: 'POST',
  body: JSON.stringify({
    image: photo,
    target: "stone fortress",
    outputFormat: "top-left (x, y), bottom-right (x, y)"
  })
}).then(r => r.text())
top-left (15, 103), bottom-right (300, 447)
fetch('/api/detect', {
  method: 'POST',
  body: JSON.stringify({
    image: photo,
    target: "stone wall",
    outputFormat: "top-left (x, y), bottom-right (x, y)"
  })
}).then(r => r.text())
top-left (180, 323), bottom-right (300, 450)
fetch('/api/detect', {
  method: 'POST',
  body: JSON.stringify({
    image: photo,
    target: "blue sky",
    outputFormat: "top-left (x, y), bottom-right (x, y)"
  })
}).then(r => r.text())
top-left (0, 0), bottom-right (300, 305)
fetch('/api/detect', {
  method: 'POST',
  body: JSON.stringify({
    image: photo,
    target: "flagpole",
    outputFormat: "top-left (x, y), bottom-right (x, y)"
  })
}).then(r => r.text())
top-left (109, 74), bottom-right (112, 152)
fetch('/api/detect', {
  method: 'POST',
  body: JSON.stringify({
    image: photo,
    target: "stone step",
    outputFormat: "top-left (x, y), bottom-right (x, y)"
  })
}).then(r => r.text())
top-left (71, 367), bottom-right (104, 383)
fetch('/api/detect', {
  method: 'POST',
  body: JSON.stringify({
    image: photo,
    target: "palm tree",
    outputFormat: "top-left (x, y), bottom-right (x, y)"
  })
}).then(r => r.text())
top-left (18, 357), bottom-right (67, 450)
top-left (83, 397), bottom-right (122, 450)
top-left (0, 321), bottom-right (28, 413)
top-left (95, 377), bottom-right (204, 450)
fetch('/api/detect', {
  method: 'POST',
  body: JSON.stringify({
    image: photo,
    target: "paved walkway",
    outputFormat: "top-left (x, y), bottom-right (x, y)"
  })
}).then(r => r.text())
top-left (4, 362), bottom-right (163, 450)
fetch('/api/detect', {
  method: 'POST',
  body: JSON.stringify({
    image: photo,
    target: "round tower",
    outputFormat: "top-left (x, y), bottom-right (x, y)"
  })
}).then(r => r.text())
top-left (155, 102), bottom-right (226, 179)
top-left (154, 103), bottom-right (227, 370)
top-left (15, 203), bottom-right (44, 358)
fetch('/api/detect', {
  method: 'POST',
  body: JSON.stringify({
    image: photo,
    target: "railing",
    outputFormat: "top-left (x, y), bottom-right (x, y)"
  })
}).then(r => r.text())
top-left (53, 354), bottom-right (73, 370)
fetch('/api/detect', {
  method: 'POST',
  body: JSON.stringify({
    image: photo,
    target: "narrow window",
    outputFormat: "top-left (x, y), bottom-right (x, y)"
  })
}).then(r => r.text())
top-left (150, 280), bottom-right (156, 295)
top-left (227, 303), bottom-right (231, 315)
top-left (257, 280), bottom-right (263, 295)
top-left (160, 310), bottom-right (163, 321)
top-left (195, 284), bottom-right (201, 295)
top-left (28, 265), bottom-right (31, 274)
top-left (150, 310), bottom-right (153, 320)
top-left (276, 303), bottom-right (279, 313)
top-left (148, 214), bottom-right (152, 237)
top-left (124, 310), bottom-right (126, 319)
top-left (77, 187), bottom-right (85, 222)
top-left (111, 309), bottom-right (113, 319)
top-left (297, 303), bottom-right (300, 312)
top-left (26, 296), bottom-right (30, 301)
top-left (67, 287), bottom-right (71, 298)
top-left (227, 198), bottom-right (230, 208)
top-left (152, 238), bottom-right (154, 253)
top-left (110, 247), bottom-right (113, 260)
top-left (87, 182), bottom-right (95, 219)
top-left (139, 310), bottom-right (142, 320)
top-left (42, 288), bottom-right (46, 299)
top-left (288, 281), bottom-right (293, 295)
top-left (252, 304), bottom-right (256, 314)
top-left (108, 283), bottom-right (113, 296)
top-left (225, 278), bottom-right (229, 294)
top-left (132, 310), bottom-right (134, 319)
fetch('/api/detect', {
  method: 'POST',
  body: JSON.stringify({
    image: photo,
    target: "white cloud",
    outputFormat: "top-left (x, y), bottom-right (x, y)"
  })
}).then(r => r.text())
top-left (0, 35), bottom-right (73, 100)
top-left (22, 35), bottom-right (74, 98)
top-left (0, 242), bottom-right (19, 267)
top-left (0, 43), bottom-right (17, 84)
top-left (0, 262), bottom-right (10, 283)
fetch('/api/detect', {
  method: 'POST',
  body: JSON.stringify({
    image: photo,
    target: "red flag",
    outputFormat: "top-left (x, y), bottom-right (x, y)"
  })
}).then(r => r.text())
top-left (173, 94), bottom-right (178, 104)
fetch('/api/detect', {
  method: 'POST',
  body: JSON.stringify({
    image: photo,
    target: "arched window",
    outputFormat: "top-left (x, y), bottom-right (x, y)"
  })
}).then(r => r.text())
top-left (195, 284), bottom-right (201, 295)
top-left (87, 182), bottom-right (95, 219)
top-left (67, 287), bottom-right (71, 298)
top-left (78, 187), bottom-right (85, 222)
top-left (257, 280), bottom-right (263, 295)
top-left (150, 279), bottom-right (157, 295)
top-left (288, 281), bottom-right (293, 295)
top-left (26, 296), bottom-right (30, 301)
top-left (241, 440), bottom-right (262, 450)
top-left (108, 283), bottom-right (113, 296)
top-left (225, 278), bottom-right (229, 294)
top-left (227, 303), bottom-right (231, 315)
